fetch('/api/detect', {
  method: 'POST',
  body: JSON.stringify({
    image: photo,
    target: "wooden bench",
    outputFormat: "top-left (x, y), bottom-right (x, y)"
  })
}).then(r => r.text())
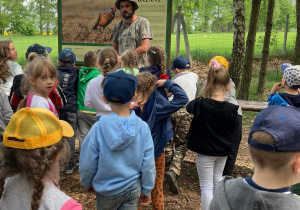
top-left (237, 100), bottom-right (268, 112)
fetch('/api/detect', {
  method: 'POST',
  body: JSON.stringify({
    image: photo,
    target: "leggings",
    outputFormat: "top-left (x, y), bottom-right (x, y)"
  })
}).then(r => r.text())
top-left (139, 152), bottom-right (165, 210)
top-left (196, 153), bottom-right (227, 210)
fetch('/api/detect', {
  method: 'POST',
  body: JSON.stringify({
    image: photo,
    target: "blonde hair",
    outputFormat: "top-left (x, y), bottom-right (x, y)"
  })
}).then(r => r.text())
top-left (98, 47), bottom-right (118, 88)
top-left (84, 50), bottom-right (98, 67)
top-left (27, 52), bottom-right (39, 62)
top-left (200, 65), bottom-right (229, 98)
top-left (121, 50), bottom-right (138, 75)
top-left (147, 46), bottom-right (166, 75)
top-left (249, 131), bottom-right (298, 170)
top-left (136, 72), bottom-right (157, 103)
top-left (18, 57), bottom-right (57, 109)
top-left (0, 40), bottom-right (12, 83)
top-left (0, 138), bottom-right (70, 210)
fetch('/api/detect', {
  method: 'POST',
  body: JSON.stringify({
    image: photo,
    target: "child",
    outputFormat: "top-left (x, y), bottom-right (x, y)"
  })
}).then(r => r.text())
top-left (118, 50), bottom-right (139, 75)
top-left (10, 44), bottom-right (65, 113)
top-left (139, 45), bottom-right (171, 79)
top-left (0, 107), bottom-right (81, 209)
top-left (210, 105), bottom-right (300, 210)
top-left (268, 64), bottom-right (300, 194)
top-left (77, 51), bottom-right (101, 150)
top-left (208, 56), bottom-right (243, 176)
top-left (268, 64), bottom-right (300, 107)
top-left (164, 56), bottom-right (199, 194)
top-left (80, 70), bottom-right (155, 209)
top-left (57, 49), bottom-right (79, 174)
top-left (131, 71), bottom-right (188, 209)
top-left (187, 60), bottom-right (238, 210)
top-left (0, 87), bottom-right (13, 141)
top-left (0, 40), bottom-right (22, 96)
top-left (18, 56), bottom-right (59, 118)
top-left (84, 47), bottom-right (118, 122)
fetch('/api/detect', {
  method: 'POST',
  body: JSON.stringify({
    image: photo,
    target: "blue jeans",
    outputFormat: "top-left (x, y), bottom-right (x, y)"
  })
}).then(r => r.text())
top-left (96, 180), bottom-right (141, 210)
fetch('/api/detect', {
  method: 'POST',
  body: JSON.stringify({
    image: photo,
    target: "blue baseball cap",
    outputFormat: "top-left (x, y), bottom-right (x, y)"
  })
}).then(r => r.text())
top-left (103, 70), bottom-right (138, 104)
top-left (248, 105), bottom-right (300, 152)
top-left (58, 49), bottom-right (76, 64)
top-left (281, 63), bottom-right (292, 72)
top-left (171, 56), bottom-right (191, 70)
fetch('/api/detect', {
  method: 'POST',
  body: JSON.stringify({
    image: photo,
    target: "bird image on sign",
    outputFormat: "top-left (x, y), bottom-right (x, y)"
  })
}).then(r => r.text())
top-left (89, 8), bottom-right (116, 31)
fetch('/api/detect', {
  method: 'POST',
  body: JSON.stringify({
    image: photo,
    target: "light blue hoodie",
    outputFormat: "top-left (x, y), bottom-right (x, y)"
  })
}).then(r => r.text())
top-left (79, 111), bottom-right (155, 196)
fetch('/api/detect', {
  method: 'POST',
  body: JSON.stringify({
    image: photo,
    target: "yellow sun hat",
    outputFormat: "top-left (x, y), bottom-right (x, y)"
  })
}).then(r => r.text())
top-left (3, 107), bottom-right (74, 150)
top-left (208, 56), bottom-right (229, 70)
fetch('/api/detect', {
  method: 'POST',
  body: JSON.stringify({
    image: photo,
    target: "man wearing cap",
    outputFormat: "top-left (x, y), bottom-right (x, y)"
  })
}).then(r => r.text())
top-left (110, 0), bottom-right (153, 68)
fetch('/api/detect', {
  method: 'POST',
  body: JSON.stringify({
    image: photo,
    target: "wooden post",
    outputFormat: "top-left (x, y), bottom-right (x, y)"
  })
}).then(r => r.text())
top-left (180, 14), bottom-right (193, 67)
top-left (283, 15), bottom-right (289, 57)
top-left (175, 6), bottom-right (181, 57)
top-left (171, 13), bottom-right (178, 34)
top-left (166, 0), bottom-right (173, 69)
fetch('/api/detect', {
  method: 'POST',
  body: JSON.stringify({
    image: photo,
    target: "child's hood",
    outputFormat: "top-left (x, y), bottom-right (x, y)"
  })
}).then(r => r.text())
top-left (172, 72), bottom-right (198, 83)
top-left (79, 66), bottom-right (100, 83)
top-left (57, 65), bottom-right (79, 73)
top-left (100, 111), bottom-right (142, 151)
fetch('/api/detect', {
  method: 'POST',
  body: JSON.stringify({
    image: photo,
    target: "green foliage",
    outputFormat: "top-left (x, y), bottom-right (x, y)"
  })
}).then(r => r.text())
top-left (173, 0), bottom-right (296, 33)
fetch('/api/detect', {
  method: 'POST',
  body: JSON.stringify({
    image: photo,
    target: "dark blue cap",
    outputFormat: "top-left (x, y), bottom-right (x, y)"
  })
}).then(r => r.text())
top-left (248, 105), bottom-right (300, 152)
top-left (171, 56), bottom-right (190, 70)
top-left (26, 43), bottom-right (52, 59)
top-left (103, 70), bottom-right (138, 104)
top-left (58, 49), bottom-right (76, 64)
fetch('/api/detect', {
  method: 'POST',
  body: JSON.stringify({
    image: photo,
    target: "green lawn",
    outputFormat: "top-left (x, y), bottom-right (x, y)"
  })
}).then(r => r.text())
top-left (0, 35), bottom-right (58, 68)
top-left (170, 31), bottom-right (297, 61)
top-left (1, 31), bottom-right (296, 66)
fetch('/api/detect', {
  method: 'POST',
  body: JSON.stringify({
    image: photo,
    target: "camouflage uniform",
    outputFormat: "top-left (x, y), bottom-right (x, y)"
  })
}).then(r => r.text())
top-left (110, 16), bottom-right (153, 68)
top-left (165, 107), bottom-right (191, 176)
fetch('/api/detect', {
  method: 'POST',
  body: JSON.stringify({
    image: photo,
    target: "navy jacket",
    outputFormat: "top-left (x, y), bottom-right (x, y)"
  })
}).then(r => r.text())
top-left (139, 65), bottom-right (172, 80)
top-left (132, 80), bottom-right (188, 159)
top-left (57, 65), bottom-right (79, 113)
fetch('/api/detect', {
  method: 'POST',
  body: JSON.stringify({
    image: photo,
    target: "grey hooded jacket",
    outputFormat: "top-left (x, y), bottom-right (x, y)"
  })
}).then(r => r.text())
top-left (210, 176), bottom-right (300, 210)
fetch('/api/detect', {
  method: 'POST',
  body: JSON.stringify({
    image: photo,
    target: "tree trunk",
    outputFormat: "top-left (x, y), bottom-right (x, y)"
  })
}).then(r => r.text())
top-left (294, 0), bottom-right (300, 64)
top-left (256, 0), bottom-right (275, 95)
top-left (238, 0), bottom-right (261, 100)
top-left (39, 3), bottom-right (43, 35)
top-left (228, 0), bottom-right (245, 88)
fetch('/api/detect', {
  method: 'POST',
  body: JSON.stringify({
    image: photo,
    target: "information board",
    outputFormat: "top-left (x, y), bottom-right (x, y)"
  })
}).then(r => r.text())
top-left (58, 0), bottom-right (171, 64)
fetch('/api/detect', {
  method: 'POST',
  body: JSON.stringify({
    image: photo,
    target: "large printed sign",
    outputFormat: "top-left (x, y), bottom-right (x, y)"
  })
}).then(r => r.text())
top-left (58, 0), bottom-right (171, 63)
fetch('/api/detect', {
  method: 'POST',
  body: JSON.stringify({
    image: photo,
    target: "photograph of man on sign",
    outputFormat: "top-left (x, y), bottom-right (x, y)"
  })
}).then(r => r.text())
top-left (110, 0), bottom-right (153, 68)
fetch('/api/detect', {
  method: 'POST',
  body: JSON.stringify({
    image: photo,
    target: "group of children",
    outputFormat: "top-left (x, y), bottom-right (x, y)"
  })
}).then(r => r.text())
top-left (1, 38), bottom-right (300, 210)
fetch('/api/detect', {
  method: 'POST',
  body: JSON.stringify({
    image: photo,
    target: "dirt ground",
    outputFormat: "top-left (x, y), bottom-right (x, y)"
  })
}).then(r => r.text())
top-left (60, 120), bottom-right (254, 210)
top-left (59, 60), bottom-right (262, 210)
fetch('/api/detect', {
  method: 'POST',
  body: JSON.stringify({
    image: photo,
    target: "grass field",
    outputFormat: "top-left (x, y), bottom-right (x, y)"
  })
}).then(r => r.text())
top-left (0, 35), bottom-right (58, 67)
top-left (0, 31), bottom-right (296, 67)
top-left (170, 31), bottom-right (297, 61)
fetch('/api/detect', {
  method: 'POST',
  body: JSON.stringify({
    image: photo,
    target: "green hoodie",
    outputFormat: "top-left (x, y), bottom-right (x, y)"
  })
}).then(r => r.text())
top-left (77, 66), bottom-right (101, 112)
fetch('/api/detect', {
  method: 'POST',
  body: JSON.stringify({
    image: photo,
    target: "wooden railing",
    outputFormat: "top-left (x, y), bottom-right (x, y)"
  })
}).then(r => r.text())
top-left (237, 100), bottom-right (268, 112)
